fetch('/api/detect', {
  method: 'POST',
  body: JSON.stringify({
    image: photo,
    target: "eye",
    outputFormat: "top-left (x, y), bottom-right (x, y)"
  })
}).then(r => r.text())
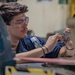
top-left (25, 17), bottom-right (29, 24)
top-left (15, 20), bottom-right (23, 24)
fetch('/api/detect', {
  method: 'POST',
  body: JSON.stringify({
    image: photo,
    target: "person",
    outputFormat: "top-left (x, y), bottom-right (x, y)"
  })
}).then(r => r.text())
top-left (0, 2), bottom-right (74, 62)
top-left (18, 28), bottom-right (74, 58)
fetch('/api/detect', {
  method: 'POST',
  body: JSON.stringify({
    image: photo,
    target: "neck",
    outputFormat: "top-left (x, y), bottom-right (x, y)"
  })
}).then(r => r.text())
top-left (11, 38), bottom-right (19, 46)
top-left (9, 35), bottom-right (20, 50)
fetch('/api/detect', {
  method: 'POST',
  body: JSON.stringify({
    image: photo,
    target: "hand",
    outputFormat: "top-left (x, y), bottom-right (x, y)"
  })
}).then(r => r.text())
top-left (45, 33), bottom-right (62, 52)
top-left (63, 28), bottom-right (74, 50)
top-left (63, 28), bottom-right (71, 41)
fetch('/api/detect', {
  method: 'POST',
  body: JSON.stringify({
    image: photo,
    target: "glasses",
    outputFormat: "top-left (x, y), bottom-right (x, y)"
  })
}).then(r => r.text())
top-left (11, 17), bottom-right (29, 27)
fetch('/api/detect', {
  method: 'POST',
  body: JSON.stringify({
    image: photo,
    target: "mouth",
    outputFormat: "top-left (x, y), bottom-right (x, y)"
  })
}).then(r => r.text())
top-left (21, 28), bottom-right (28, 33)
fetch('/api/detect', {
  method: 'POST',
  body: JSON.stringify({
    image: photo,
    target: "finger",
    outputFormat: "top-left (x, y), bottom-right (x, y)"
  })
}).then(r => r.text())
top-left (64, 28), bottom-right (71, 33)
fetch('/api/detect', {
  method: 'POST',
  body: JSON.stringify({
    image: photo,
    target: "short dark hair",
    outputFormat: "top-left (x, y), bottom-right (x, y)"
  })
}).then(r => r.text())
top-left (0, 2), bottom-right (28, 25)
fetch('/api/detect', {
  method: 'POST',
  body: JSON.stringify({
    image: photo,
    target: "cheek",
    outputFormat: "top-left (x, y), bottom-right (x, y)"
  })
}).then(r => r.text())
top-left (14, 28), bottom-right (21, 35)
top-left (10, 27), bottom-right (21, 35)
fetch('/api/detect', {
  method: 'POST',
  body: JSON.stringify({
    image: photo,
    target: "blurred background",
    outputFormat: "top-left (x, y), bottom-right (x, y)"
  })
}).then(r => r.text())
top-left (0, 0), bottom-right (75, 39)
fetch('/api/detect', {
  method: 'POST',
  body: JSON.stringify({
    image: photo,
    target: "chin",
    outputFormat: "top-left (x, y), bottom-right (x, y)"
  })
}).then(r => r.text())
top-left (21, 34), bottom-right (27, 38)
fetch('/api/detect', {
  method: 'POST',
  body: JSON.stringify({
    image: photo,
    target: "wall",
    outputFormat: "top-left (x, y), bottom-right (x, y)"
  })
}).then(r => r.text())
top-left (18, 0), bottom-right (70, 37)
